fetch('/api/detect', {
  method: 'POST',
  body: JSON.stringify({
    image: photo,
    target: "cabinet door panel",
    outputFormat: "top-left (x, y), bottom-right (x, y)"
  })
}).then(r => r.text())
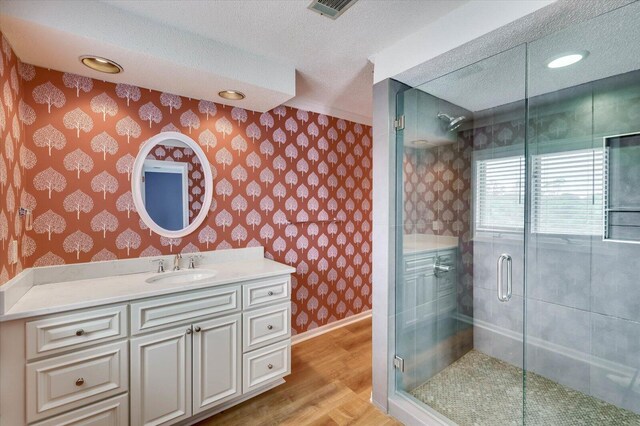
top-left (130, 327), bottom-right (191, 426)
top-left (192, 314), bottom-right (241, 414)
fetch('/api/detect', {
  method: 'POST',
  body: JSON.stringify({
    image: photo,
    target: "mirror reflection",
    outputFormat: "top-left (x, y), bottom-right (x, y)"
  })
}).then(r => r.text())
top-left (142, 140), bottom-right (205, 231)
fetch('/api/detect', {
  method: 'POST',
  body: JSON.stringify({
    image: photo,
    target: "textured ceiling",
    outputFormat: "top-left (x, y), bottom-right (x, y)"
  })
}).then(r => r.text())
top-left (98, 0), bottom-right (468, 124)
top-left (405, 0), bottom-right (639, 112)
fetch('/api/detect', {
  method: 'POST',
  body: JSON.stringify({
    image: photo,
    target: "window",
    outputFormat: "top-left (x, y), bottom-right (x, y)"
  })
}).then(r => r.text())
top-left (475, 155), bottom-right (525, 233)
top-left (532, 149), bottom-right (603, 236)
top-left (475, 149), bottom-right (603, 236)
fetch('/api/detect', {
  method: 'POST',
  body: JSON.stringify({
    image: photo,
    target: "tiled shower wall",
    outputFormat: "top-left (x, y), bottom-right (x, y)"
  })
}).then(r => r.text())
top-left (473, 71), bottom-right (640, 414)
top-left (0, 34), bottom-right (27, 284)
top-left (1, 33), bottom-right (373, 335)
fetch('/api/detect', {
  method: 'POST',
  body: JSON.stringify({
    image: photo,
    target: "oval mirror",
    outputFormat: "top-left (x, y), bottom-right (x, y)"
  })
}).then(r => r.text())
top-left (132, 132), bottom-right (213, 238)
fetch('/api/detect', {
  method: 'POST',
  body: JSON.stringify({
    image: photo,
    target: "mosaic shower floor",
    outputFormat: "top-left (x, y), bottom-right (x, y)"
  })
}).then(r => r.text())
top-left (411, 350), bottom-right (640, 426)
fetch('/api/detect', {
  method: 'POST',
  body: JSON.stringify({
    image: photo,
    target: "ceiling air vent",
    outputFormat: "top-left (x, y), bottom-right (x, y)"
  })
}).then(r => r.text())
top-left (308, 0), bottom-right (359, 19)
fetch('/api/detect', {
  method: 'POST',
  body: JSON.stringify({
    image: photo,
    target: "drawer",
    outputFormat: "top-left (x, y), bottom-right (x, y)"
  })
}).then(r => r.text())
top-left (26, 305), bottom-right (127, 360)
top-left (26, 341), bottom-right (128, 423)
top-left (243, 340), bottom-right (291, 393)
top-left (131, 285), bottom-right (240, 335)
top-left (243, 302), bottom-right (291, 352)
top-left (31, 394), bottom-right (128, 426)
top-left (242, 276), bottom-right (290, 309)
top-left (404, 254), bottom-right (435, 275)
top-left (437, 269), bottom-right (457, 296)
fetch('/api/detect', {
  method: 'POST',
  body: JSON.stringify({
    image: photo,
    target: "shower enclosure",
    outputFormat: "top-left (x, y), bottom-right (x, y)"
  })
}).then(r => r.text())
top-left (391, 3), bottom-right (640, 425)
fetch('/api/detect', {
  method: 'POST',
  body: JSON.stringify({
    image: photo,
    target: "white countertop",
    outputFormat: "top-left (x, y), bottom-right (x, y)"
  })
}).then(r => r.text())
top-left (403, 234), bottom-right (459, 254)
top-left (0, 248), bottom-right (295, 322)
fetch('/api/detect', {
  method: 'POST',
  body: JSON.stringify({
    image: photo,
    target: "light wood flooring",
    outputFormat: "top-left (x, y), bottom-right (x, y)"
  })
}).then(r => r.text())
top-left (196, 317), bottom-right (401, 425)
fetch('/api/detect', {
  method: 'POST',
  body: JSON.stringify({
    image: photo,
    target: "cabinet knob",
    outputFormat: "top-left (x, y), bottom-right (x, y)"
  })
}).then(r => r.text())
top-left (75, 378), bottom-right (85, 386)
top-left (267, 291), bottom-right (274, 296)
top-left (75, 329), bottom-right (85, 336)
top-left (186, 328), bottom-right (192, 335)
top-left (267, 364), bottom-right (273, 370)
top-left (194, 326), bottom-right (201, 332)
top-left (267, 325), bottom-right (273, 330)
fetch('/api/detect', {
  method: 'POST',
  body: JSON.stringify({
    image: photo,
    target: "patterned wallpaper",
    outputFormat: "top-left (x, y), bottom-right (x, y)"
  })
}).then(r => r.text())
top-left (402, 134), bottom-right (474, 315)
top-left (146, 145), bottom-right (205, 221)
top-left (13, 62), bottom-right (372, 334)
top-left (0, 34), bottom-right (27, 285)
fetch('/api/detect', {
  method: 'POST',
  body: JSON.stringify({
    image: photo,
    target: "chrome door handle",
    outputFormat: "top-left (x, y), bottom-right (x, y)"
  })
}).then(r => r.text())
top-left (497, 253), bottom-right (513, 302)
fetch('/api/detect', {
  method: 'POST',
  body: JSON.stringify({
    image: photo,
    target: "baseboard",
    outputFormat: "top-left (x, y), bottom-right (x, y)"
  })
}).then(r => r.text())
top-left (292, 310), bottom-right (372, 345)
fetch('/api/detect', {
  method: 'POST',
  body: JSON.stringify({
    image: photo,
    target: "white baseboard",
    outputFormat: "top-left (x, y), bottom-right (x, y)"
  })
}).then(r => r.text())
top-left (291, 310), bottom-right (372, 345)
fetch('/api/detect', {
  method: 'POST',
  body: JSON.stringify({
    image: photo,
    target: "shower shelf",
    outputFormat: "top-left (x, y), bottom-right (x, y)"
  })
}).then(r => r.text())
top-left (605, 208), bottom-right (640, 212)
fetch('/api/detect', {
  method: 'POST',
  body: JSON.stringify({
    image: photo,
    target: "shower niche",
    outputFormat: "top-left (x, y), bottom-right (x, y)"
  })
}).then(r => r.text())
top-left (604, 132), bottom-right (640, 243)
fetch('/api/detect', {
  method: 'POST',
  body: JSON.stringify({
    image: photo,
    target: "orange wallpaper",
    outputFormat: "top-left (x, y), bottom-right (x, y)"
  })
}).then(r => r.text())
top-left (18, 65), bottom-right (372, 333)
top-left (0, 34), bottom-right (27, 284)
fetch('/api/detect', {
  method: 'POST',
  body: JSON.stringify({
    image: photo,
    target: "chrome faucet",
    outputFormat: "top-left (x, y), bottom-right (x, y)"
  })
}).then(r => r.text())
top-left (188, 255), bottom-right (203, 269)
top-left (173, 254), bottom-right (182, 271)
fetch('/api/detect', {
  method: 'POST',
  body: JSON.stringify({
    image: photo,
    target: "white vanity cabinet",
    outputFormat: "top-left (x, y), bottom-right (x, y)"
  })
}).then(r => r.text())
top-left (0, 272), bottom-right (292, 426)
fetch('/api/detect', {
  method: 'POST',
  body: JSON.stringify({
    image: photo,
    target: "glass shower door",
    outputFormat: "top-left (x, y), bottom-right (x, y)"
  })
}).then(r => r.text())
top-left (394, 45), bottom-right (528, 425)
top-left (524, 3), bottom-right (640, 424)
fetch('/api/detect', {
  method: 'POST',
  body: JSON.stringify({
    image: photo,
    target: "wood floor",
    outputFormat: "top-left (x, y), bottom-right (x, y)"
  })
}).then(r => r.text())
top-left (196, 317), bottom-right (401, 425)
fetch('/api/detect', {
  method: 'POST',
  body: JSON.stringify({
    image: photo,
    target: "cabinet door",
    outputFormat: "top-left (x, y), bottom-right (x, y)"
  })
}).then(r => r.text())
top-left (130, 326), bottom-right (192, 426)
top-left (192, 314), bottom-right (241, 414)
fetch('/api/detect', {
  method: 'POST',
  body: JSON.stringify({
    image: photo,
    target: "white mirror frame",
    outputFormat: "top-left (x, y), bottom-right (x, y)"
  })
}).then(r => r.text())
top-left (132, 131), bottom-right (213, 238)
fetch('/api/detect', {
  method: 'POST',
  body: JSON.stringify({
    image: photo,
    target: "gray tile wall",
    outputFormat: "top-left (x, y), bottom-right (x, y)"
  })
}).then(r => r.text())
top-left (473, 70), bottom-right (640, 415)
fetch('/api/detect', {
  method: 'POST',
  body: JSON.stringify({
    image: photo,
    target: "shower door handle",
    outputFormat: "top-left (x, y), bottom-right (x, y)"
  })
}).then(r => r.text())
top-left (497, 253), bottom-right (513, 302)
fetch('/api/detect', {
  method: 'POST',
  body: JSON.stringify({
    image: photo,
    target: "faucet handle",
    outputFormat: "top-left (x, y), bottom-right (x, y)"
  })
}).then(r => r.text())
top-left (188, 255), bottom-right (203, 269)
top-left (150, 259), bottom-right (165, 273)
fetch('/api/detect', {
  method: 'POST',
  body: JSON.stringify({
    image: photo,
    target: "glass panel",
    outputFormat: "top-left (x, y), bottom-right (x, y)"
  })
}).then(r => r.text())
top-left (394, 44), bottom-right (527, 425)
top-left (525, 2), bottom-right (640, 424)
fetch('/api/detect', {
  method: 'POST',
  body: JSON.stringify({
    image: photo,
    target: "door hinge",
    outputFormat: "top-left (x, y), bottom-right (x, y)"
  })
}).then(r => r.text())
top-left (394, 115), bottom-right (405, 131)
top-left (393, 355), bottom-right (405, 372)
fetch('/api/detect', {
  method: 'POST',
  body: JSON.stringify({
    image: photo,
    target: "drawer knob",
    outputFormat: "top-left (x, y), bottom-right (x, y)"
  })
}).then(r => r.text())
top-left (75, 329), bottom-right (85, 336)
top-left (186, 328), bottom-right (192, 335)
top-left (267, 325), bottom-right (273, 330)
top-left (75, 378), bottom-right (85, 386)
top-left (194, 326), bottom-right (201, 332)
top-left (267, 291), bottom-right (274, 296)
top-left (267, 364), bottom-right (273, 370)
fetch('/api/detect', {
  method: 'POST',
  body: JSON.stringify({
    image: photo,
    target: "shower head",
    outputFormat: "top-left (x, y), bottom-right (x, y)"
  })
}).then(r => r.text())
top-left (437, 112), bottom-right (467, 132)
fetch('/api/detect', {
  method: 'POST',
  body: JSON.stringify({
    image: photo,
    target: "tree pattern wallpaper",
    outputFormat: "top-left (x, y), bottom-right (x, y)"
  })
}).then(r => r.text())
top-left (0, 35), bottom-right (27, 285)
top-left (0, 33), bottom-right (373, 334)
top-left (402, 134), bottom-right (474, 316)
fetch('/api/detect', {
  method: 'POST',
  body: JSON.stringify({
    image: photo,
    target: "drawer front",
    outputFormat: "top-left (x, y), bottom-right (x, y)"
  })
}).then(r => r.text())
top-left (26, 341), bottom-right (128, 423)
top-left (242, 276), bottom-right (290, 309)
top-left (437, 268), bottom-right (457, 296)
top-left (131, 285), bottom-right (240, 335)
top-left (31, 394), bottom-right (128, 426)
top-left (26, 305), bottom-right (127, 360)
top-left (243, 302), bottom-right (291, 352)
top-left (404, 254), bottom-right (435, 276)
top-left (243, 341), bottom-right (291, 393)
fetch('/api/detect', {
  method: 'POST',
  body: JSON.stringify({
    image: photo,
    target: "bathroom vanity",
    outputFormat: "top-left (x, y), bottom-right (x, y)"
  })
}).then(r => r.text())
top-left (0, 247), bottom-right (295, 426)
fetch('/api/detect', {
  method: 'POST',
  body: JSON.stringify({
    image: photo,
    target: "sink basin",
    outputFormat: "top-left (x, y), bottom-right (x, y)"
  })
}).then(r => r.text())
top-left (146, 269), bottom-right (218, 285)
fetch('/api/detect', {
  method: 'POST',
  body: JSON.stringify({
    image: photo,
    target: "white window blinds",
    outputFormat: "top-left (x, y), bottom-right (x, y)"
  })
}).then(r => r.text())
top-left (475, 156), bottom-right (525, 233)
top-left (531, 149), bottom-right (603, 236)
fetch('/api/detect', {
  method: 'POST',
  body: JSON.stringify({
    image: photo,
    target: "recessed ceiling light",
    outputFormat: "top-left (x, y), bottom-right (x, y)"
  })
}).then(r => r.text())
top-left (546, 51), bottom-right (589, 69)
top-left (80, 55), bottom-right (123, 74)
top-left (218, 90), bottom-right (245, 100)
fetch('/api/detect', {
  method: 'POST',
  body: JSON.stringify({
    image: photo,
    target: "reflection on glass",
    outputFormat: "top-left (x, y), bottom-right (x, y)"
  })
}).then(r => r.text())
top-left (142, 140), bottom-right (205, 231)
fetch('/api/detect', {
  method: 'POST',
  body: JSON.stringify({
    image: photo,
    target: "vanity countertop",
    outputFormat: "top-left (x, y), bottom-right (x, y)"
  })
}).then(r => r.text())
top-left (0, 248), bottom-right (295, 322)
top-left (403, 234), bottom-right (459, 254)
